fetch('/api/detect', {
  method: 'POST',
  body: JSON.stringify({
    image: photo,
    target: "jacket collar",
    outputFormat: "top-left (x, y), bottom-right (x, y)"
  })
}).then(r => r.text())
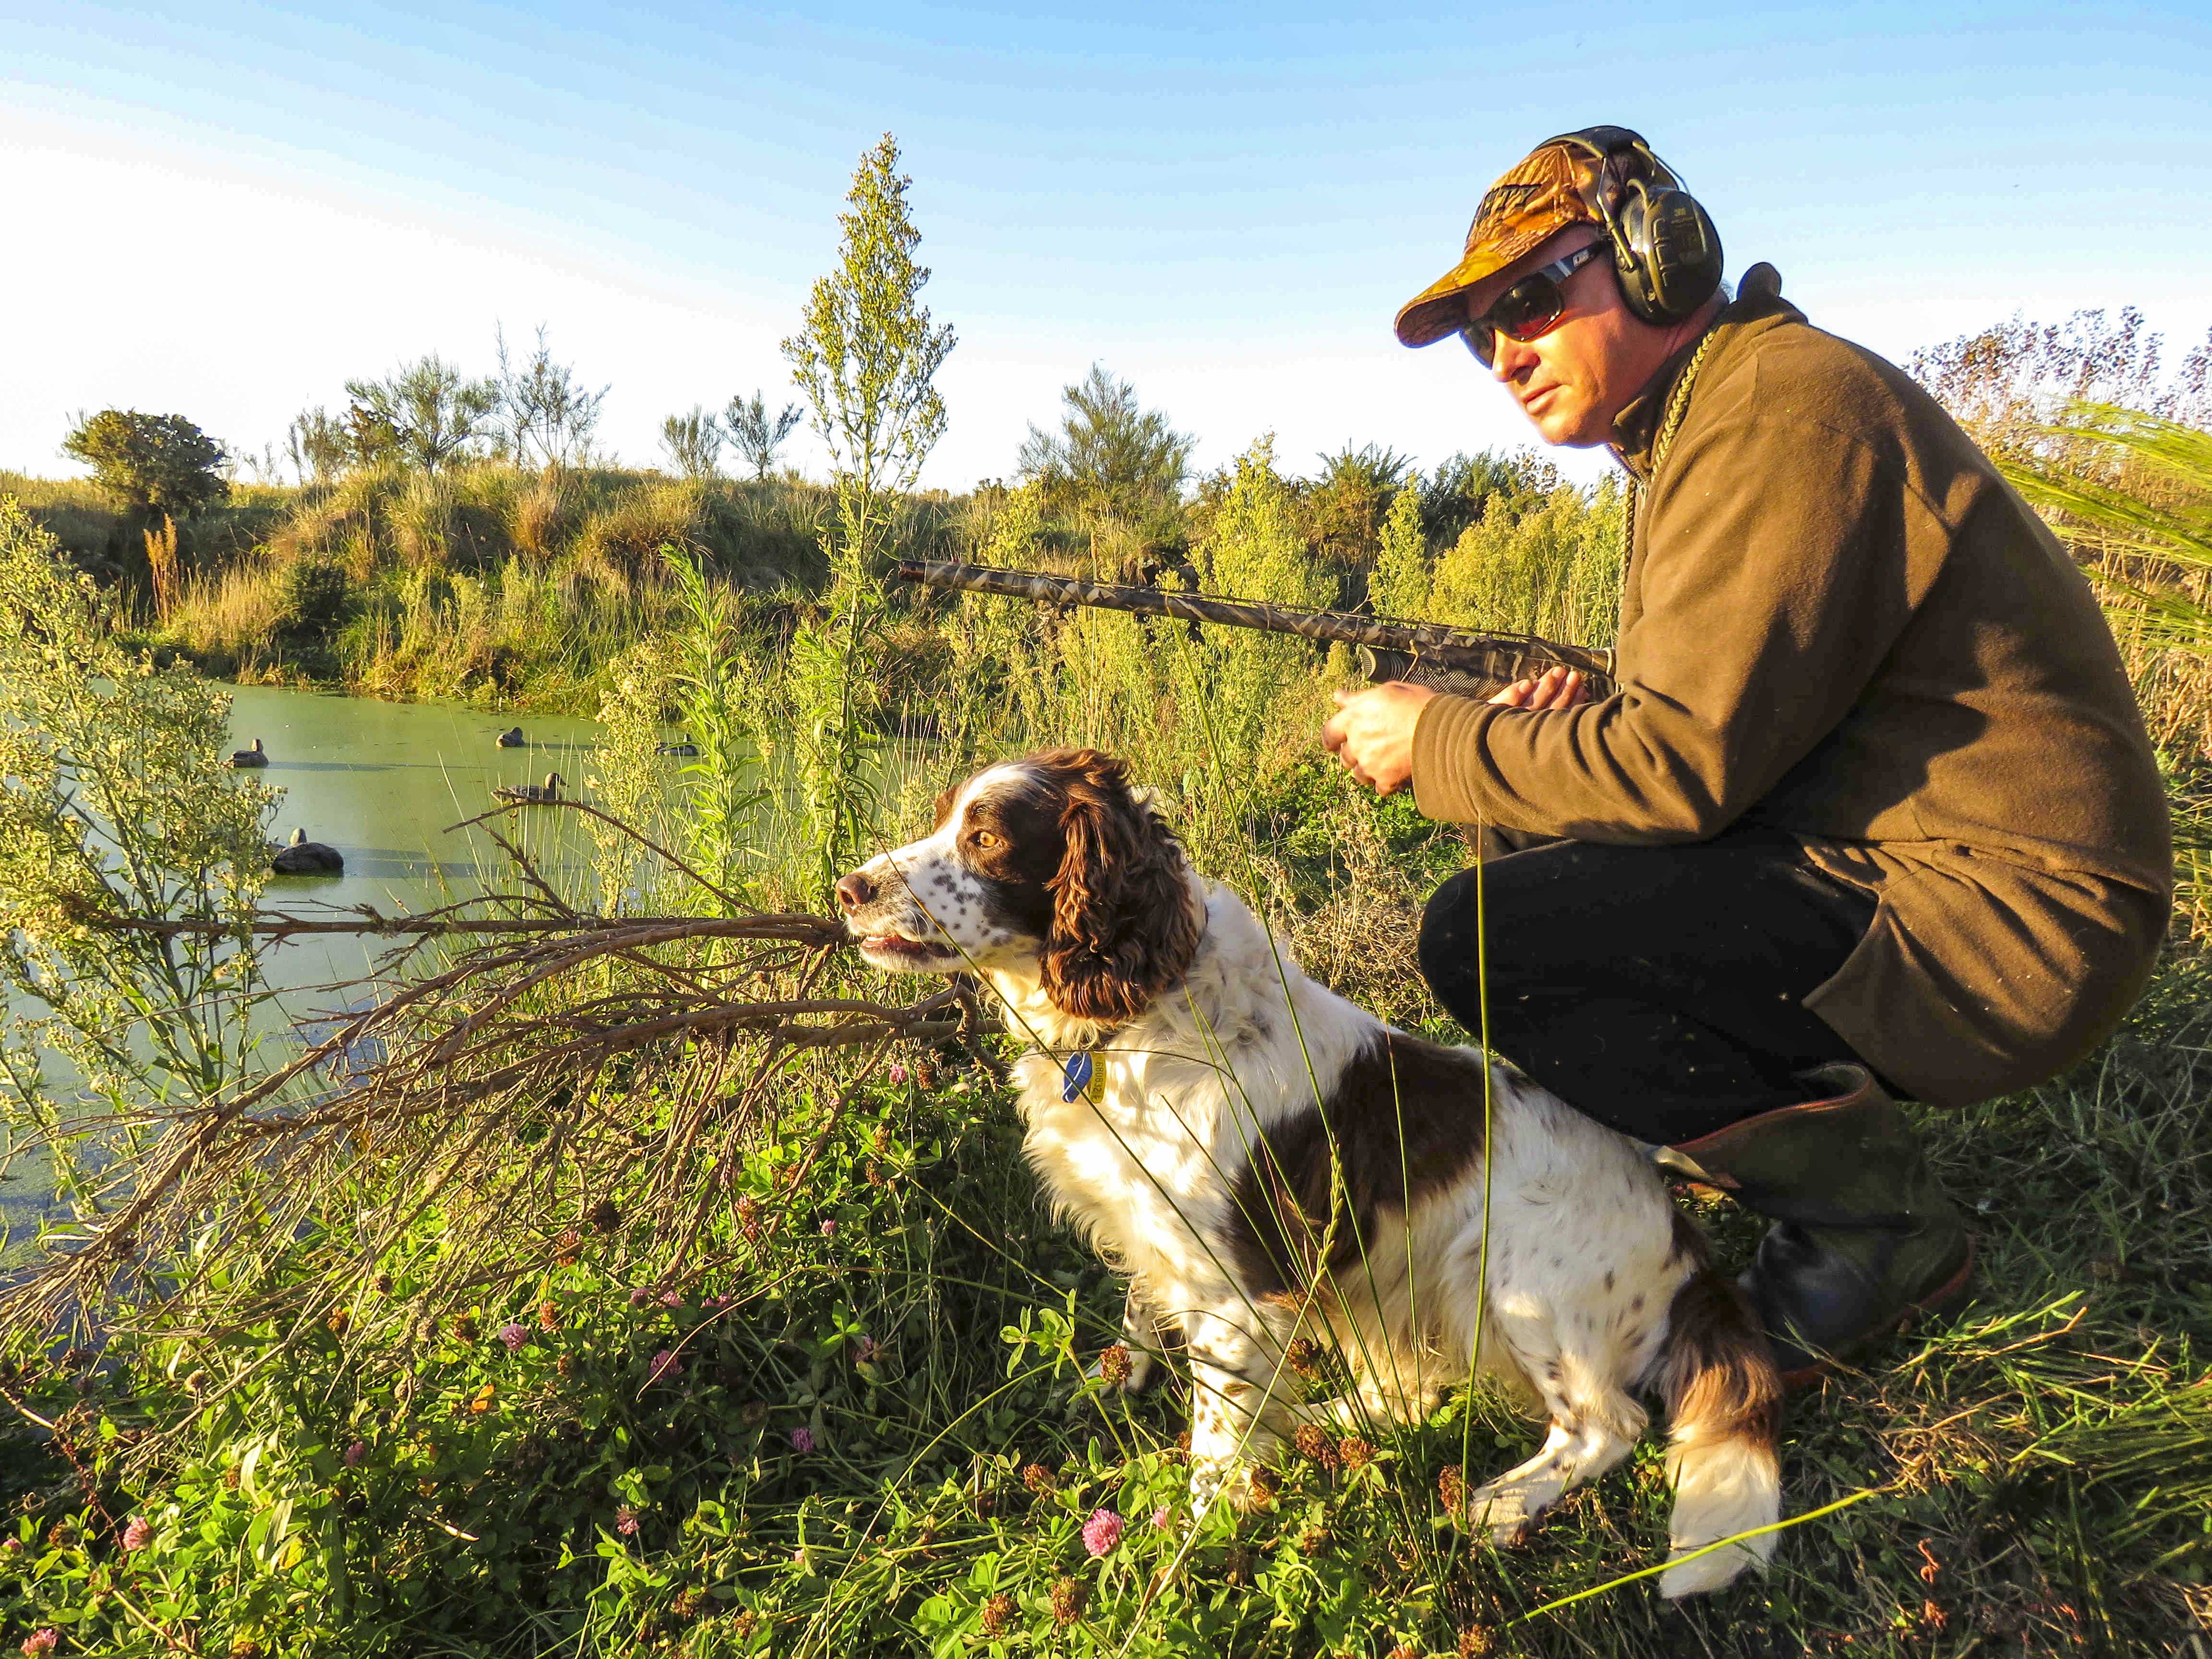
top-left (1609, 263), bottom-right (1796, 479)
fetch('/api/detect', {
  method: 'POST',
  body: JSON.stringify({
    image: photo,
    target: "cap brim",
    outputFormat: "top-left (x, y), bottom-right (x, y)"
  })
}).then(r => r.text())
top-left (1392, 213), bottom-right (1589, 349)
top-left (1393, 247), bottom-right (1517, 349)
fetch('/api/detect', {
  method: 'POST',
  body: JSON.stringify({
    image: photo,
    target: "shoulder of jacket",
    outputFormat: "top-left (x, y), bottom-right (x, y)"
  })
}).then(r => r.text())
top-left (1719, 319), bottom-right (1948, 444)
top-left (1666, 315), bottom-right (2001, 538)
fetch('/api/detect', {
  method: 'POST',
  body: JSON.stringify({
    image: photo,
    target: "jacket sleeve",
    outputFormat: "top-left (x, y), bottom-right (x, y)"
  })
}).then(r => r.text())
top-left (1410, 409), bottom-right (1923, 840)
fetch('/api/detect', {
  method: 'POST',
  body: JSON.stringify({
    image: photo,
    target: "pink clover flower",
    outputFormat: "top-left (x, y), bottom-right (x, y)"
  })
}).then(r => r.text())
top-left (1082, 1508), bottom-right (1125, 1556)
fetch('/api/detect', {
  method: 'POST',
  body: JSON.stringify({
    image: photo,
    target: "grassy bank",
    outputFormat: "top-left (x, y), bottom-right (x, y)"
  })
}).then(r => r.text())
top-left (4, 463), bottom-right (861, 712)
top-left (0, 378), bottom-right (2207, 1654)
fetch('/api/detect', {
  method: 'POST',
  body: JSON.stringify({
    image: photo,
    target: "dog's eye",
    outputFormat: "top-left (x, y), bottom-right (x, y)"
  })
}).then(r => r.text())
top-left (970, 830), bottom-right (1002, 850)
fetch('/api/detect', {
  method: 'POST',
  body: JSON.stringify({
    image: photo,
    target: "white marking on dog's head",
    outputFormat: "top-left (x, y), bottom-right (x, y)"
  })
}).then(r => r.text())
top-left (837, 762), bottom-right (1056, 975)
top-left (836, 749), bottom-right (1203, 1022)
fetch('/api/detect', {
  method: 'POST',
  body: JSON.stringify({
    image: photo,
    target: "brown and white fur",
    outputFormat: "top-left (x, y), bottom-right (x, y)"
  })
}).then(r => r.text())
top-left (838, 749), bottom-right (1783, 1598)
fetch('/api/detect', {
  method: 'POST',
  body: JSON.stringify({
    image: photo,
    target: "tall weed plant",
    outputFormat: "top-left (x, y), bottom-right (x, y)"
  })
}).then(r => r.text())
top-left (661, 547), bottom-right (773, 903)
top-left (1426, 477), bottom-right (1628, 649)
top-left (0, 499), bottom-right (278, 1238)
top-left (1170, 438), bottom-right (1342, 863)
top-left (781, 133), bottom-right (957, 900)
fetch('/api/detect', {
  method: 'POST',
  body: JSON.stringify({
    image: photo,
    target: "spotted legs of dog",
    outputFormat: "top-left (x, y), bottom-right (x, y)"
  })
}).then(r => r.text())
top-left (1442, 1310), bottom-right (1653, 1539)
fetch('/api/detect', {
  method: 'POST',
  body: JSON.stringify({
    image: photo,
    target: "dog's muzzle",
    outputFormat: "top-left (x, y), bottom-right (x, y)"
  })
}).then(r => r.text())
top-left (837, 865), bottom-right (962, 970)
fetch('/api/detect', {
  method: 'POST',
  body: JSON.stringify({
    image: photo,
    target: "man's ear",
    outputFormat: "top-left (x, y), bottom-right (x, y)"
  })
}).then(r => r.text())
top-left (1037, 751), bottom-right (1202, 1024)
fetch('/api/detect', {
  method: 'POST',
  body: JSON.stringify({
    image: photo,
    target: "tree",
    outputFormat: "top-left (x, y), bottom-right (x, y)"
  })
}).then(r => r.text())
top-left (342, 356), bottom-right (500, 472)
top-left (782, 133), bottom-right (957, 519)
top-left (61, 410), bottom-right (229, 517)
top-left (236, 442), bottom-right (282, 485)
top-left (1421, 449), bottom-right (1564, 545)
top-left (660, 408), bottom-right (724, 479)
top-left (779, 132), bottom-right (958, 897)
top-left (723, 390), bottom-right (804, 481)
top-left (1306, 441), bottom-right (1416, 569)
top-left (496, 324), bottom-right (608, 469)
top-left (1017, 364), bottom-right (1192, 517)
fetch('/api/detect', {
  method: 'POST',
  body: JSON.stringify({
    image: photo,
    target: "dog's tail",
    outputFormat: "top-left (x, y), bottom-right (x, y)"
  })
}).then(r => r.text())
top-left (1651, 1230), bottom-right (1785, 1599)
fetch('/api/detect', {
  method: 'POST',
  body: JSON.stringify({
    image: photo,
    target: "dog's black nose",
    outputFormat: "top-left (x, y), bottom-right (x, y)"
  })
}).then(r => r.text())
top-left (835, 872), bottom-right (875, 913)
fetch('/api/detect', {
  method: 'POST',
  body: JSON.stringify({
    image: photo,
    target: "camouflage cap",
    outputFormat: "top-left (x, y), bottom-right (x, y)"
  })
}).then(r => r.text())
top-left (1394, 137), bottom-right (1613, 349)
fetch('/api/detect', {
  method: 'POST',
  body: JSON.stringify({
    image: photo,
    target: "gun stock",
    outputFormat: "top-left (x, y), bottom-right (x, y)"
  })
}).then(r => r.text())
top-left (895, 558), bottom-right (1614, 700)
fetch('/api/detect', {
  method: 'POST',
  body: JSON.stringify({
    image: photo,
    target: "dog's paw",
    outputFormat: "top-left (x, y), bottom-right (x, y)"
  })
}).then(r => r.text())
top-left (1464, 1479), bottom-right (1544, 1542)
top-left (1658, 1539), bottom-right (1767, 1599)
top-left (1186, 1456), bottom-right (1237, 1511)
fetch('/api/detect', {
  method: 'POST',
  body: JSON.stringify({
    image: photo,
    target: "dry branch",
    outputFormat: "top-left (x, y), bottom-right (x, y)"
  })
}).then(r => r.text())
top-left (1, 801), bottom-right (976, 1359)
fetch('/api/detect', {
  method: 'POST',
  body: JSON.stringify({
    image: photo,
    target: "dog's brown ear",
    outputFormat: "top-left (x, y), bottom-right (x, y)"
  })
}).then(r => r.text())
top-left (1036, 749), bottom-right (1201, 1024)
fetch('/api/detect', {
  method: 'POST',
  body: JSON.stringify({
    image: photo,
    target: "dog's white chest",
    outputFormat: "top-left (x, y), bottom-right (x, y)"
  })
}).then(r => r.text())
top-left (1015, 1050), bottom-right (1231, 1288)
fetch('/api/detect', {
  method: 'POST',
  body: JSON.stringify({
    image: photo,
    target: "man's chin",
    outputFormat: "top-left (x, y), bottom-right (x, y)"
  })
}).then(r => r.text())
top-left (1523, 405), bottom-right (1601, 447)
top-left (855, 934), bottom-right (963, 973)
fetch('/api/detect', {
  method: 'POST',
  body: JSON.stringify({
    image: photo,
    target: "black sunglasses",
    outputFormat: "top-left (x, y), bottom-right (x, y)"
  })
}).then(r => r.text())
top-left (1459, 240), bottom-right (1611, 368)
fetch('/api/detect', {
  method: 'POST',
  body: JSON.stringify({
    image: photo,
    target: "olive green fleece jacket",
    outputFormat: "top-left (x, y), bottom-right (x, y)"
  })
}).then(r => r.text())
top-left (1410, 266), bottom-right (2173, 1109)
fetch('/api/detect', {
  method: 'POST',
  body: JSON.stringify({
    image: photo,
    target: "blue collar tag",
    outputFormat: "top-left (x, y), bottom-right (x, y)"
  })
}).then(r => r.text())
top-left (1061, 1050), bottom-right (1094, 1103)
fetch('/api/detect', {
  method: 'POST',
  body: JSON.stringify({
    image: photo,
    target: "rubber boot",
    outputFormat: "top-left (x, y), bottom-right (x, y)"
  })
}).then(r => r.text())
top-left (1660, 1064), bottom-right (1973, 1386)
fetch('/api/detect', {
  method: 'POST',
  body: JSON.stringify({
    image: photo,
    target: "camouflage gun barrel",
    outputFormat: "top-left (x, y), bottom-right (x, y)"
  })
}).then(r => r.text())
top-left (896, 558), bottom-right (1615, 700)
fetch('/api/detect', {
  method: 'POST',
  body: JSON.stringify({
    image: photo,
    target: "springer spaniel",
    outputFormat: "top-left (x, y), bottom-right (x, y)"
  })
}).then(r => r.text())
top-left (838, 749), bottom-right (1782, 1597)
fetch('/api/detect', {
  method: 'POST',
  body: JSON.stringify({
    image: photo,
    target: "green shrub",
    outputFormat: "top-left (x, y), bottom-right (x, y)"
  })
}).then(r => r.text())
top-left (61, 409), bottom-right (229, 518)
top-left (0, 1070), bottom-right (1218, 1657)
top-left (0, 497), bottom-right (278, 1216)
top-left (278, 560), bottom-right (351, 640)
top-left (1428, 477), bottom-right (1627, 649)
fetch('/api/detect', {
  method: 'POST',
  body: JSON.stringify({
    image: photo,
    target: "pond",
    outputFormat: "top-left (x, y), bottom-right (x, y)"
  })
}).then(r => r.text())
top-left (224, 684), bottom-right (612, 998)
top-left (1, 688), bottom-right (624, 1236)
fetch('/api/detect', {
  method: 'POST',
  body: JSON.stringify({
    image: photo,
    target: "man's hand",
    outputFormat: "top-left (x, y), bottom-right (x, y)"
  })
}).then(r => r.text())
top-left (1323, 667), bottom-right (1592, 796)
top-left (1322, 683), bottom-right (1435, 795)
top-left (1488, 665), bottom-right (1590, 712)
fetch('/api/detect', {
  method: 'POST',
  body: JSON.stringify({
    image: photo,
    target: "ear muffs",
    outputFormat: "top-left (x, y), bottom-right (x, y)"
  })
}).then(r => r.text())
top-left (1545, 126), bottom-right (1724, 325)
top-left (1609, 169), bottom-right (1725, 323)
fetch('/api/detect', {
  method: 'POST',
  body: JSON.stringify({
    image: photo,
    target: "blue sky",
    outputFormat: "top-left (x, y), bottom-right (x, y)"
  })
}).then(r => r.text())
top-left (7, 0), bottom-right (2210, 488)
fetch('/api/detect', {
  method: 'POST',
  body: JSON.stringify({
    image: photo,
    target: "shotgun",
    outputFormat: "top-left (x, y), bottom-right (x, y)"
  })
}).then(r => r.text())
top-left (895, 558), bottom-right (1615, 701)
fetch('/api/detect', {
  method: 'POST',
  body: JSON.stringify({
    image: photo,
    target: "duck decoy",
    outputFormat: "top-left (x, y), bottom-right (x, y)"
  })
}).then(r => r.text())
top-left (230, 738), bottom-right (269, 768)
top-left (654, 733), bottom-right (700, 757)
top-left (493, 771), bottom-right (565, 805)
top-left (272, 827), bottom-right (344, 875)
top-left (496, 727), bottom-right (525, 748)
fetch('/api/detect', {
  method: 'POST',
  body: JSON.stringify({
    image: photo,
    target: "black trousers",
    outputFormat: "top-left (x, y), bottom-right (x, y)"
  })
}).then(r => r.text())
top-left (1417, 833), bottom-right (1881, 1146)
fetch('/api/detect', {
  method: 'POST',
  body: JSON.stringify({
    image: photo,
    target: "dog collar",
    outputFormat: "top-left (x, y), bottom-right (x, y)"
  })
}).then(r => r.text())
top-left (1055, 1027), bottom-right (1121, 1103)
top-left (1060, 1050), bottom-right (1094, 1103)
